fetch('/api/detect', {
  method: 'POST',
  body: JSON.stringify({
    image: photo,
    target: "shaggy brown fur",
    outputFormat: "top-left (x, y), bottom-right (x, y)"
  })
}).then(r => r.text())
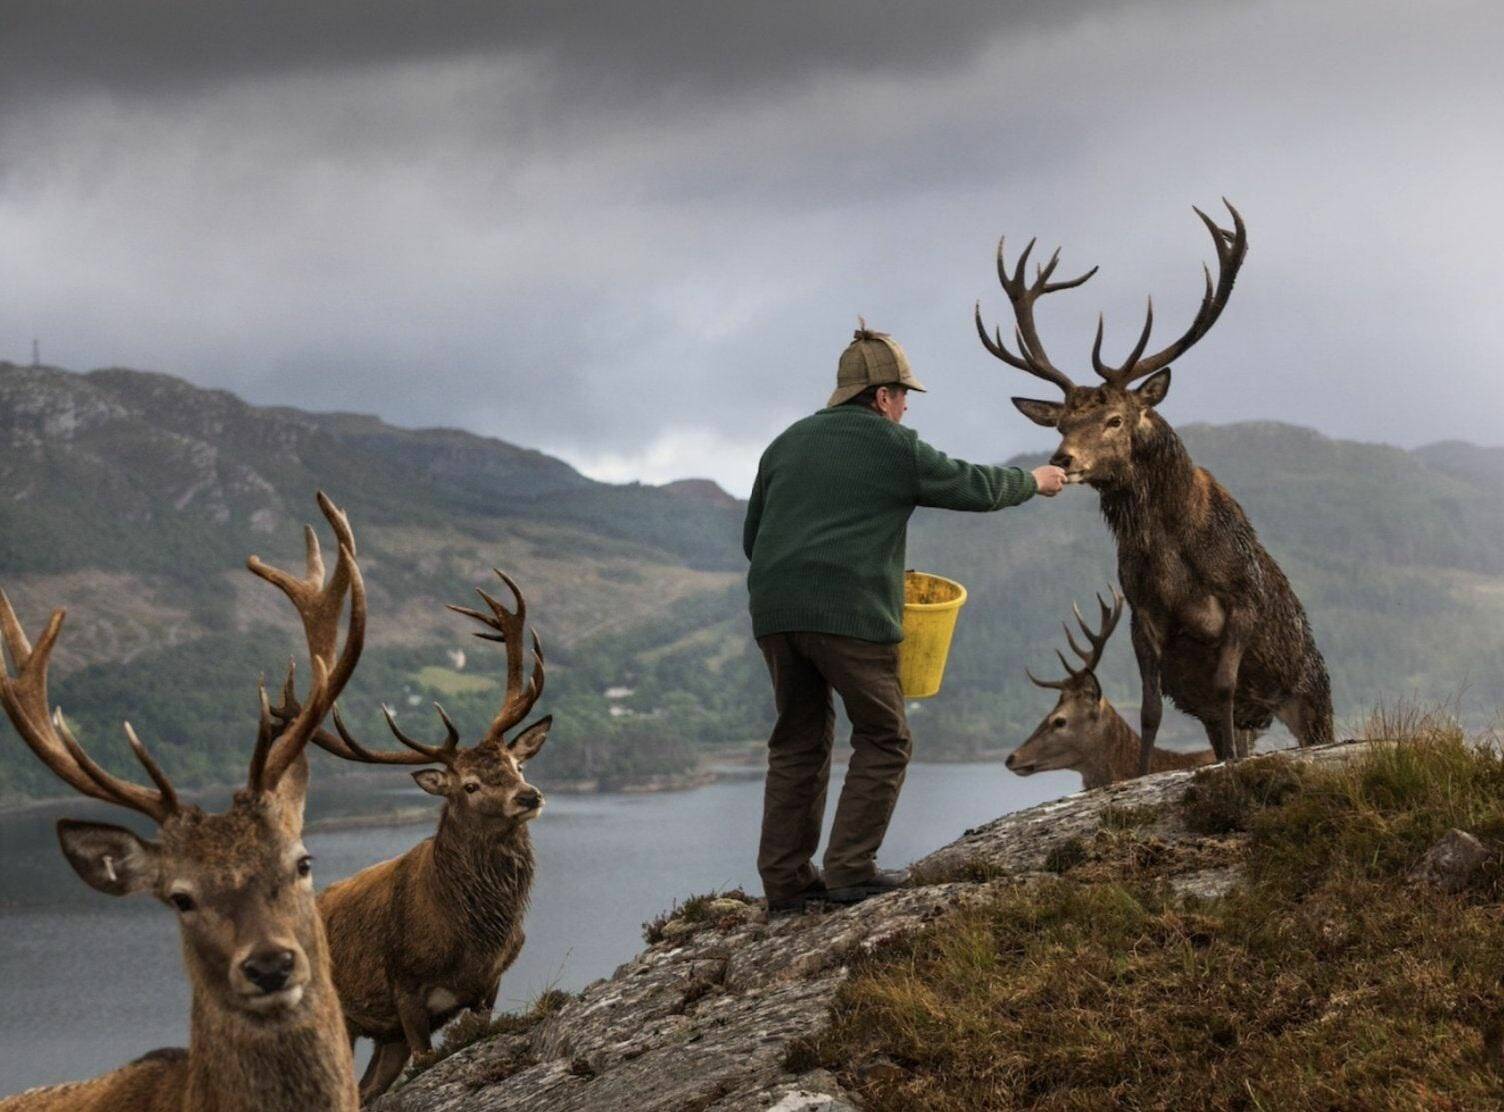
top-left (982, 204), bottom-right (1333, 772)
top-left (0, 494), bottom-right (364, 1111)
top-left (315, 725), bottom-right (548, 1102)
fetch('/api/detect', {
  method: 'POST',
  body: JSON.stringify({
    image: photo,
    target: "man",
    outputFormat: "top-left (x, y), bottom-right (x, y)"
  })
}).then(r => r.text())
top-left (742, 323), bottom-right (1066, 913)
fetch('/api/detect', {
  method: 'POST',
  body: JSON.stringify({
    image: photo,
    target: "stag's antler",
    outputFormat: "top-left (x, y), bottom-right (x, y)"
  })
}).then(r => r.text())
top-left (0, 592), bottom-right (181, 823)
top-left (975, 236), bottom-right (1098, 393)
top-left (447, 570), bottom-right (545, 749)
top-left (246, 491), bottom-right (366, 792)
top-left (290, 568), bottom-right (545, 766)
top-left (1092, 200), bottom-right (1248, 387)
top-left (1027, 589), bottom-right (1124, 691)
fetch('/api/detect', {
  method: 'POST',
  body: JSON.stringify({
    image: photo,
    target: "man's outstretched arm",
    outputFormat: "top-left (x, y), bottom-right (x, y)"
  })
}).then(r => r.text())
top-left (912, 437), bottom-right (1064, 510)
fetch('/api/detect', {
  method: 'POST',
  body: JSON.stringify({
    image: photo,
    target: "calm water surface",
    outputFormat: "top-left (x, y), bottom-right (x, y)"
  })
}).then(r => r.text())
top-left (0, 760), bottom-right (1077, 1095)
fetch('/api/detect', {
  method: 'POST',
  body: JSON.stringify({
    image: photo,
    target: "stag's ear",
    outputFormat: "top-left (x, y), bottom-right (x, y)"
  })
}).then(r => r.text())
top-left (1133, 368), bottom-right (1172, 408)
top-left (412, 768), bottom-right (449, 796)
top-left (508, 715), bottom-right (552, 764)
top-left (57, 819), bottom-right (160, 897)
top-left (1011, 397), bottom-right (1064, 427)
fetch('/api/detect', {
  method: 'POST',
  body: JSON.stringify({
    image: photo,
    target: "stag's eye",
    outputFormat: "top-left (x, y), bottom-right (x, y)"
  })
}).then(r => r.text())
top-left (296, 855), bottom-right (313, 879)
top-left (169, 892), bottom-right (196, 913)
top-left (464, 782), bottom-right (480, 794)
top-left (1106, 416), bottom-right (1123, 428)
top-left (1051, 717), bottom-right (1068, 730)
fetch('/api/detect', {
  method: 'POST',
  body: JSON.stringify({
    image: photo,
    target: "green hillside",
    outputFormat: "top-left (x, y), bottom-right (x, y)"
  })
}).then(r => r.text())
top-left (1, 362), bottom-right (1501, 801)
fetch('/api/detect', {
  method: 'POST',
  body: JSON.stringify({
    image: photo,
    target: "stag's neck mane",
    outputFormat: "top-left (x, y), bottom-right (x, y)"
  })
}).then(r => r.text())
top-left (432, 809), bottom-right (535, 948)
top-left (1097, 414), bottom-right (1196, 545)
top-left (181, 943), bottom-right (353, 1111)
top-left (1078, 706), bottom-right (1144, 790)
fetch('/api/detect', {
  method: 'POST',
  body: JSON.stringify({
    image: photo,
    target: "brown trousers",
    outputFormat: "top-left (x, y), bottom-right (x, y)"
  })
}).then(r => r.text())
top-left (756, 631), bottom-right (913, 900)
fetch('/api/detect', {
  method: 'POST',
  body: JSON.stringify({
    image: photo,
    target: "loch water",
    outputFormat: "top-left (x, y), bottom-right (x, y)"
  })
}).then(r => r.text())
top-left (0, 760), bottom-right (1077, 1096)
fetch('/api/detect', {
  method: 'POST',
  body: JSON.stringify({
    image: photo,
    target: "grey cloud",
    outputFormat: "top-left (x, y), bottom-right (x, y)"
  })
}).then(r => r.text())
top-left (2, 0), bottom-right (1501, 495)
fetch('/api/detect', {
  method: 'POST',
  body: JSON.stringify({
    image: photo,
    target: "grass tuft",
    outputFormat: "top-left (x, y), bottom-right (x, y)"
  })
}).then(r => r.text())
top-left (799, 713), bottom-right (1504, 1109)
top-left (1043, 836), bottom-right (1089, 874)
top-left (642, 886), bottom-right (754, 943)
top-left (401, 987), bottom-right (574, 1086)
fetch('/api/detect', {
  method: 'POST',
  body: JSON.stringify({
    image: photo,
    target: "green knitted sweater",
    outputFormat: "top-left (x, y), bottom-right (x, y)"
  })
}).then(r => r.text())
top-left (742, 405), bottom-right (1038, 644)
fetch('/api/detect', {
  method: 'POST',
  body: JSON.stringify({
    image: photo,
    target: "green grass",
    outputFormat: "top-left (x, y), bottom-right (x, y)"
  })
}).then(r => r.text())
top-left (414, 665), bottom-right (499, 695)
top-left (797, 715), bottom-right (1504, 1109)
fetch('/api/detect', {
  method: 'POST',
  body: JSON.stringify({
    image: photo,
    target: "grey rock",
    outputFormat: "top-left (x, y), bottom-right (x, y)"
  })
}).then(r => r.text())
top-left (372, 740), bottom-right (1376, 1112)
top-left (1409, 828), bottom-right (1489, 893)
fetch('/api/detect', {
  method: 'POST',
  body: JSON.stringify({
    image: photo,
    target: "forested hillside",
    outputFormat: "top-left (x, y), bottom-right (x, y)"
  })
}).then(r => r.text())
top-left (1, 362), bottom-right (1500, 801)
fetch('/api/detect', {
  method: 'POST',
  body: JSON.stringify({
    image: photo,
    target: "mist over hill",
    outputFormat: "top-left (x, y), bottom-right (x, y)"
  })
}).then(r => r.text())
top-left (1, 361), bottom-right (1500, 801)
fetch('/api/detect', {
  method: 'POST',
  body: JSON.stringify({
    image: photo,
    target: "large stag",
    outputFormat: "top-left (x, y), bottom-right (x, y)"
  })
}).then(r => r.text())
top-left (1006, 590), bottom-right (1215, 789)
top-left (0, 493), bottom-right (364, 1112)
top-left (274, 569), bottom-right (550, 1103)
top-left (976, 202), bottom-right (1332, 772)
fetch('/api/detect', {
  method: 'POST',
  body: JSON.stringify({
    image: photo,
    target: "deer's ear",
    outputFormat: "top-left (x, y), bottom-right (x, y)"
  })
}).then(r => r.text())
top-left (1133, 368), bottom-right (1172, 408)
top-left (508, 716), bottom-right (552, 764)
top-left (57, 819), bottom-right (160, 897)
top-left (1011, 397), bottom-right (1064, 427)
top-left (412, 768), bottom-right (449, 796)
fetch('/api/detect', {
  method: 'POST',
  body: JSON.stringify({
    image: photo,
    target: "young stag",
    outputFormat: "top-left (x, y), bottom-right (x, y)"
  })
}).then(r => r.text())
top-left (0, 493), bottom-right (364, 1112)
top-left (976, 201), bottom-right (1332, 773)
top-left (1006, 590), bottom-right (1215, 789)
top-left (275, 569), bottom-right (550, 1102)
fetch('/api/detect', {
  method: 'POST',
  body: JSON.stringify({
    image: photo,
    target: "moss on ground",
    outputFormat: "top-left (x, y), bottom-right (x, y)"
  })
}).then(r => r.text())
top-left (399, 988), bottom-right (573, 1087)
top-left (799, 717), bottom-right (1504, 1109)
top-left (642, 886), bottom-right (754, 944)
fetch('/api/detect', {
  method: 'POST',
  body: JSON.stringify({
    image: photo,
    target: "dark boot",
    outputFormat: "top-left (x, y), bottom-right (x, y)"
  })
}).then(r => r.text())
top-left (825, 868), bottom-right (908, 906)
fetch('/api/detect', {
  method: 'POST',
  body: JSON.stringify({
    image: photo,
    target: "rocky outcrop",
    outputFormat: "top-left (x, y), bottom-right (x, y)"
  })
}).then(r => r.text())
top-left (372, 741), bottom-right (1374, 1111)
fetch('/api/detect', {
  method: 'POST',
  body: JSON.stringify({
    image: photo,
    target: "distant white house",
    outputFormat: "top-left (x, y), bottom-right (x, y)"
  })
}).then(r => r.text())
top-left (608, 705), bottom-right (634, 718)
top-left (447, 648), bottom-right (467, 670)
top-left (603, 685), bottom-right (635, 700)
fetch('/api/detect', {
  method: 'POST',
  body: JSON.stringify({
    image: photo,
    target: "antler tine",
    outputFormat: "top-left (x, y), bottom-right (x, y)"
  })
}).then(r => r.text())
top-left (245, 492), bottom-right (367, 792)
top-left (1061, 618), bottom-right (1094, 667)
top-left (1097, 200), bottom-right (1248, 387)
top-left (1026, 667), bottom-right (1068, 691)
top-left (975, 233), bottom-right (1094, 395)
top-left (373, 704), bottom-right (459, 764)
top-left (0, 590), bottom-right (178, 823)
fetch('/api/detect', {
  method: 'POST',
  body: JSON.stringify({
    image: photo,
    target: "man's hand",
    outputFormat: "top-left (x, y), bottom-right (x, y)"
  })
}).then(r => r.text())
top-left (1032, 465), bottom-right (1067, 497)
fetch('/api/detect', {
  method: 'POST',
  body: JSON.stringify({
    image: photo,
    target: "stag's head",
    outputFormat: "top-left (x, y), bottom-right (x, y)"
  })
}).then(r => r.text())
top-left (0, 493), bottom-right (365, 1021)
top-left (976, 202), bottom-right (1247, 490)
top-left (1006, 590), bottom-right (1123, 777)
top-left (297, 569), bottom-right (551, 832)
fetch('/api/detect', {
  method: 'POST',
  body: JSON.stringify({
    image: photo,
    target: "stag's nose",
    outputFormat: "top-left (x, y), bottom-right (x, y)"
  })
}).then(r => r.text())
top-left (516, 788), bottom-right (543, 810)
top-left (241, 948), bottom-right (296, 993)
top-left (1050, 451), bottom-right (1073, 470)
top-left (1004, 752), bottom-right (1017, 769)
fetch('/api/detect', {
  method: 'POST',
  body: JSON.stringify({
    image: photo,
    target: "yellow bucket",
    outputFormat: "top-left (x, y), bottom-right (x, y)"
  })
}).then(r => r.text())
top-left (899, 571), bottom-right (967, 699)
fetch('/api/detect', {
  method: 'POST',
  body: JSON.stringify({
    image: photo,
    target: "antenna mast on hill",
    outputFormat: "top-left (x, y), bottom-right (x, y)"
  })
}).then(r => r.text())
top-left (31, 339), bottom-right (40, 368)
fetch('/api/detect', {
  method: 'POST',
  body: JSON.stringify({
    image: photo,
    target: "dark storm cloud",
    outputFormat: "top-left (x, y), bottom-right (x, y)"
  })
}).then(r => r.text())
top-left (0, 1), bottom-right (1094, 107)
top-left (2, 0), bottom-right (1501, 494)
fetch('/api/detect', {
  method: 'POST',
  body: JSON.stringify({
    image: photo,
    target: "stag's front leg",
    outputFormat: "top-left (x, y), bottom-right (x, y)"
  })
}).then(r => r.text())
top-left (1210, 617), bottom-right (1250, 763)
top-left (396, 989), bottom-right (435, 1057)
top-left (1130, 613), bottom-right (1164, 777)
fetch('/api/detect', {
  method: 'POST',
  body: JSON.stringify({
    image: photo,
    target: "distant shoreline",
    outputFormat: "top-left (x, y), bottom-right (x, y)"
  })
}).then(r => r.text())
top-left (0, 748), bottom-right (1025, 822)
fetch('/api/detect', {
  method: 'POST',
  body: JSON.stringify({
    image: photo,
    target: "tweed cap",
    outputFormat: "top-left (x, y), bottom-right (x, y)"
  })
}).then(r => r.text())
top-left (828, 320), bottom-right (928, 407)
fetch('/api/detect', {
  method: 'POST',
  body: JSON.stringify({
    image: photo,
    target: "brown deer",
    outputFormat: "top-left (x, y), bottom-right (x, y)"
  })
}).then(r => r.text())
top-left (0, 493), bottom-right (364, 1112)
top-left (272, 569), bottom-right (550, 1102)
top-left (1006, 589), bottom-right (1215, 789)
top-left (976, 201), bottom-right (1333, 774)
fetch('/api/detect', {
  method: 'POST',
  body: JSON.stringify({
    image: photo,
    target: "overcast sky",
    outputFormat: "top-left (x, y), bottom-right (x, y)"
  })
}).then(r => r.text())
top-left (2, 0), bottom-right (1500, 495)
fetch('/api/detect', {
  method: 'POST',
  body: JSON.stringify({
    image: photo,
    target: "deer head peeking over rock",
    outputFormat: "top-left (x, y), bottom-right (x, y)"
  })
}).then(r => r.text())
top-left (1007, 589), bottom-right (1215, 790)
